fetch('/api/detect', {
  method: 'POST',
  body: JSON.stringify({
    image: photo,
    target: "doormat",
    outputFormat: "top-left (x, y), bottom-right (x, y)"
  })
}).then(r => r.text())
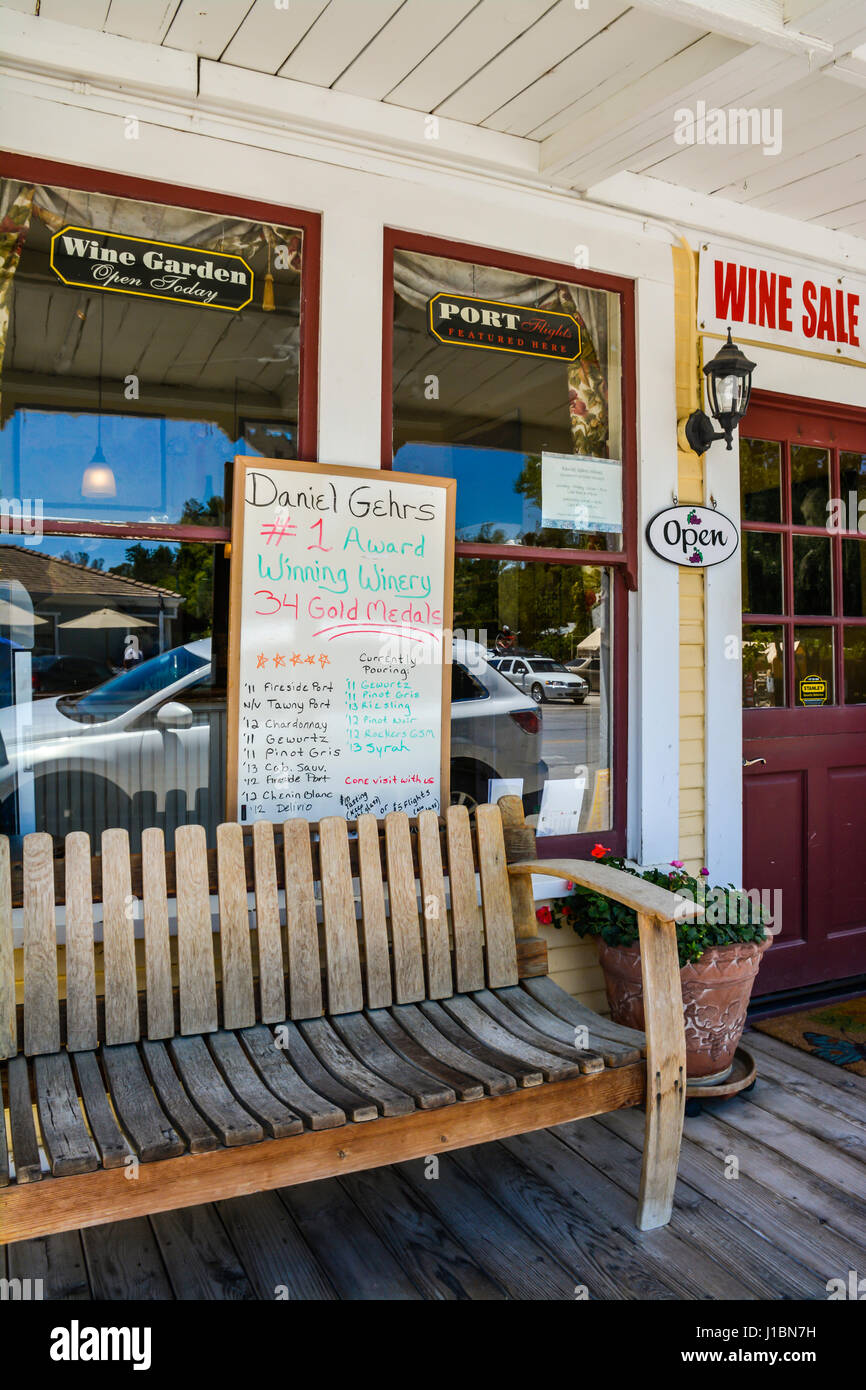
top-left (752, 996), bottom-right (866, 1075)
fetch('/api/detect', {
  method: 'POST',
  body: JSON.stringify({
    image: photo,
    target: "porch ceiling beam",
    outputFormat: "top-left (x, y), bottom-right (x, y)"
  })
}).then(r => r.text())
top-left (629, 0), bottom-right (834, 57)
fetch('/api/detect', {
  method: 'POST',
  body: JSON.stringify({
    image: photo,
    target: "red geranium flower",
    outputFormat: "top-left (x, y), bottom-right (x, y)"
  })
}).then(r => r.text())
top-left (591, 843), bottom-right (611, 859)
top-left (536, 905), bottom-right (553, 925)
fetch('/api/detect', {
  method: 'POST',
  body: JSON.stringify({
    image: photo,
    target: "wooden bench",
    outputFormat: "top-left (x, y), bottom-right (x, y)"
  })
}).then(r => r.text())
top-left (0, 796), bottom-right (690, 1246)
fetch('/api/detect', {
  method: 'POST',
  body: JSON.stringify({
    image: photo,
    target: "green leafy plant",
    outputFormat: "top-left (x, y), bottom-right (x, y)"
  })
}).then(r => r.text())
top-left (537, 846), bottom-right (769, 968)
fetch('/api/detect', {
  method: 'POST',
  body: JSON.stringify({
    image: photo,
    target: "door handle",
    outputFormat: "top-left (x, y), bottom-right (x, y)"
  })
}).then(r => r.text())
top-left (743, 757), bottom-right (767, 767)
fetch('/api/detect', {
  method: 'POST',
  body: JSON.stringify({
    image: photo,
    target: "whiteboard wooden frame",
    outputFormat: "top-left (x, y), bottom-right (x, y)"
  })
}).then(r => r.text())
top-left (226, 456), bottom-right (456, 823)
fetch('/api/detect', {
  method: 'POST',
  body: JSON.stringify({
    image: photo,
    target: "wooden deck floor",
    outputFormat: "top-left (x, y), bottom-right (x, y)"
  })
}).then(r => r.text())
top-left (4, 1029), bottom-right (865, 1300)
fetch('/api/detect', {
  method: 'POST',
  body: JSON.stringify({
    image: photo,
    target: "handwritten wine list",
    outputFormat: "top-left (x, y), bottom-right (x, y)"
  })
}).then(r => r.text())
top-left (236, 468), bottom-right (448, 821)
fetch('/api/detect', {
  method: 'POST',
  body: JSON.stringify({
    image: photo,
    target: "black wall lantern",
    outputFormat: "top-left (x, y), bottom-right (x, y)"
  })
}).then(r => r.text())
top-left (683, 327), bottom-right (756, 454)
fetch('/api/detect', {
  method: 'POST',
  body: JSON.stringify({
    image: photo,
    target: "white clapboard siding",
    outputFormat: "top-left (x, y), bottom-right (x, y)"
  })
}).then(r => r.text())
top-left (163, 0), bottom-right (257, 61)
top-left (102, 1), bottom-right (183, 45)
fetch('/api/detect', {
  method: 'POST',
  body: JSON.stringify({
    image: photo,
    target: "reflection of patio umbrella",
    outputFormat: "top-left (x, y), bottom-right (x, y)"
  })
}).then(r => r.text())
top-left (58, 608), bottom-right (156, 630)
top-left (59, 608), bottom-right (156, 665)
top-left (0, 600), bottom-right (47, 626)
top-left (576, 627), bottom-right (602, 653)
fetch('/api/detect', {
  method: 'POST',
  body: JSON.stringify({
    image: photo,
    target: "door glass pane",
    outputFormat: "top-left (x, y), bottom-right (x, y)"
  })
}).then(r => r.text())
top-left (840, 451), bottom-right (866, 523)
top-left (843, 627), bottom-right (866, 704)
top-left (452, 558), bottom-right (613, 832)
top-left (792, 534), bottom-right (832, 615)
top-left (0, 534), bottom-right (225, 853)
top-left (742, 627), bottom-right (785, 707)
top-left (392, 249), bottom-right (624, 552)
top-left (740, 438), bottom-right (781, 522)
top-left (790, 445), bottom-right (830, 527)
top-left (842, 539), bottom-right (866, 617)
top-left (741, 532), bottom-right (783, 613)
top-left (793, 627), bottom-right (834, 706)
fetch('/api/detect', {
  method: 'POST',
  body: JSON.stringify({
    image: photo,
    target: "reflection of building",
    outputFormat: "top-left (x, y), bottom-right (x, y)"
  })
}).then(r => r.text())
top-left (0, 546), bottom-right (182, 664)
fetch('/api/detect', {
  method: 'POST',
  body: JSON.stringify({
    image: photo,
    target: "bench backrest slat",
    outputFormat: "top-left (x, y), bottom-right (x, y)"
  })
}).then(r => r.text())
top-left (141, 827), bottom-right (174, 1040)
top-left (23, 832), bottom-right (61, 1056)
top-left (102, 829), bottom-right (140, 1046)
top-left (10, 804), bottom-right (537, 1054)
top-left (64, 832), bottom-right (98, 1053)
top-left (356, 813), bottom-right (392, 1011)
top-left (384, 811), bottom-right (426, 1005)
top-left (175, 824), bottom-right (218, 1035)
top-left (283, 819), bottom-right (323, 1020)
top-left (0, 837), bottom-right (16, 1059)
top-left (446, 806), bottom-right (485, 993)
top-left (217, 822), bottom-right (256, 1032)
top-left (252, 821), bottom-right (286, 1024)
top-left (417, 809), bottom-right (452, 1000)
top-left (319, 817), bottom-right (363, 1015)
top-left (476, 804), bottom-right (519, 989)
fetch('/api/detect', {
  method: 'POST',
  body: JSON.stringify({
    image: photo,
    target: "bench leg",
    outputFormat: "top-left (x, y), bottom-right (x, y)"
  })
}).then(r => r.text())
top-left (635, 911), bottom-right (686, 1231)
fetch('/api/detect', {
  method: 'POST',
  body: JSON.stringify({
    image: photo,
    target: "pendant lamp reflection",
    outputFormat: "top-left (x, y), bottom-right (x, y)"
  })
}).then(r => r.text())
top-left (82, 296), bottom-right (117, 498)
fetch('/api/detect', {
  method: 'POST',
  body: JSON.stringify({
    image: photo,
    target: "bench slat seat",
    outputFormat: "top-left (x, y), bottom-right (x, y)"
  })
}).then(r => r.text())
top-left (0, 798), bottom-right (691, 1245)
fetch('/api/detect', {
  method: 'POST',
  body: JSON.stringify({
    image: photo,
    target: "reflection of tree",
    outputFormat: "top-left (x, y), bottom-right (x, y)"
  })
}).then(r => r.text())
top-left (109, 497), bottom-right (219, 638)
top-left (60, 550), bottom-right (104, 571)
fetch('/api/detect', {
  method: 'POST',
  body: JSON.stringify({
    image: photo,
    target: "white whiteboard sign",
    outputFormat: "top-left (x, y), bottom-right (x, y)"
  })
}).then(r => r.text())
top-left (227, 459), bottom-right (455, 823)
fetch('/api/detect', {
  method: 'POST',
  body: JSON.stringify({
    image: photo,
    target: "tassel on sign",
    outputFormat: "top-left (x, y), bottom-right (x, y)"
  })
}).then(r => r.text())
top-left (262, 233), bottom-right (275, 311)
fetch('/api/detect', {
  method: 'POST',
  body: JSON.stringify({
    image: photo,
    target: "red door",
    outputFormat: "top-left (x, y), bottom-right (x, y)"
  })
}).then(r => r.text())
top-left (741, 392), bottom-right (866, 994)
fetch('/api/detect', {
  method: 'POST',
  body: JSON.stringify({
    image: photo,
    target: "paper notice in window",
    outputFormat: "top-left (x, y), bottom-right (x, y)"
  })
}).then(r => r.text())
top-left (536, 774), bottom-right (586, 838)
top-left (488, 777), bottom-right (523, 804)
top-left (541, 453), bottom-right (622, 533)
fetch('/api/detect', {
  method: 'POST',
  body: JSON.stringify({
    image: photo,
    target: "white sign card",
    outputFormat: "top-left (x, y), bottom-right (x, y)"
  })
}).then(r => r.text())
top-left (536, 775), bottom-right (586, 838)
top-left (541, 452), bottom-right (623, 533)
top-left (227, 459), bottom-right (455, 823)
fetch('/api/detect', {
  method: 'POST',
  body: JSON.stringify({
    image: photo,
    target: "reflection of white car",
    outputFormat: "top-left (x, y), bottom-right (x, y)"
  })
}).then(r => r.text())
top-left (0, 637), bottom-right (547, 843)
top-left (450, 639), bottom-right (546, 812)
top-left (0, 639), bottom-right (217, 847)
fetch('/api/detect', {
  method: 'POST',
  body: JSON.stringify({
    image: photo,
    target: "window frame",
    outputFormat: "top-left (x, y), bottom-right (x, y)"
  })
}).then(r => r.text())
top-left (381, 228), bottom-right (636, 856)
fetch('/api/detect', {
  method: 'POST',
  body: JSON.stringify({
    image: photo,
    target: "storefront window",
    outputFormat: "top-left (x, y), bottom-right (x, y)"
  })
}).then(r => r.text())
top-left (0, 179), bottom-right (303, 524)
top-left (392, 249), bottom-right (623, 552)
top-left (0, 172), bottom-right (313, 853)
top-left (390, 241), bottom-right (630, 842)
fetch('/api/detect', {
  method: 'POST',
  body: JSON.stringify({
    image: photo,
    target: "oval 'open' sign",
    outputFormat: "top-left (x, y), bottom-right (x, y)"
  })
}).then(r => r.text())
top-left (646, 504), bottom-right (739, 568)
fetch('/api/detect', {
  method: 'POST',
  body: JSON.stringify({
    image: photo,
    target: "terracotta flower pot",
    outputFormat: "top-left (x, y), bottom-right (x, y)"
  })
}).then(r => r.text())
top-left (597, 938), bottom-right (770, 1079)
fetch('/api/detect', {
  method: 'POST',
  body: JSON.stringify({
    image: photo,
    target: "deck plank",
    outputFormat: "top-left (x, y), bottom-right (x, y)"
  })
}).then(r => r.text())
top-left (339, 1164), bottom-right (506, 1299)
top-left (81, 1217), bottom-right (173, 1299)
top-left (7, 1229), bottom-right (90, 1299)
top-left (398, 1150), bottom-right (580, 1299)
top-left (278, 1177), bottom-right (423, 1299)
top-left (603, 1106), bottom-right (866, 1288)
top-left (150, 1204), bottom-right (256, 1300)
top-left (552, 1116), bottom-right (821, 1298)
top-left (216, 1190), bottom-right (336, 1300)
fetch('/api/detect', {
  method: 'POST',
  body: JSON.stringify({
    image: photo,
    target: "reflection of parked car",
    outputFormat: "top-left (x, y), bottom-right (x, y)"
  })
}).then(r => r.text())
top-left (491, 653), bottom-right (588, 704)
top-left (451, 639), bottom-right (546, 812)
top-left (0, 637), bottom-right (548, 843)
top-left (567, 654), bottom-right (600, 692)
top-left (31, 654), bottom-right (115, 695)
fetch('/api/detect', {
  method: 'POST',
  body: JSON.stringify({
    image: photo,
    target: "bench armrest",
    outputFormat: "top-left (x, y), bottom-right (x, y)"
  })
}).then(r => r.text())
top-left (506, 858), bottom-right (703, 923)
top-left (508, 857), bottom-right (688, 1231)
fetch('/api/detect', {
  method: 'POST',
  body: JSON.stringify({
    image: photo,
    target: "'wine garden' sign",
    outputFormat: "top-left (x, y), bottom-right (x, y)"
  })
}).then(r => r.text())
top-left (50, 226), bottom-right (254, 311)
top-left (646, 504), bottom-right (739, 568)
